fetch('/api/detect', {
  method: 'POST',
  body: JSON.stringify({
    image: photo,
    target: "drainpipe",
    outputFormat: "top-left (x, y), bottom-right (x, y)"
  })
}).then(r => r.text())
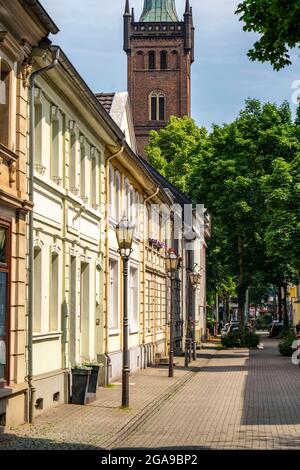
top-left (104, 145), bottom-right (124, 383)
top-left (142, 188), bottom-right (159, 362)
top-left (27, 47), bottom-right (60, 424)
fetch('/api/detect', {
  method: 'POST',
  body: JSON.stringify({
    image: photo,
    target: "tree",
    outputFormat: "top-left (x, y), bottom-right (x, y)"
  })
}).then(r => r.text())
top-left (147, 100), bottom-right (300, 331)
top-left (193, 99), bottom-right (298, 328)
top-left (146, 116), bottom-right (209, 195)
top-left (236, 0), bottom-right (300, 70)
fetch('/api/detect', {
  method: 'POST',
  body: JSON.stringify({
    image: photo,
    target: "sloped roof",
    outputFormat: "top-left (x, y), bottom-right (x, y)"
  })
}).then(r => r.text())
top-left (95, 93), bottom-right (115, 114)
top-left (22, 0), bottom-right (59, 34)
top-left (138, 157), bottom-right (191, 207)
top-left (140, 0), bottom-right (179, 22)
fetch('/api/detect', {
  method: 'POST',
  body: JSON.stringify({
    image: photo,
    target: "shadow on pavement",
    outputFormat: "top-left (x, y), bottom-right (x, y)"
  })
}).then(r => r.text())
top-left (242, 338), bottom-right (300, 426)
top-left (0, 428), bottom-right (104, 450)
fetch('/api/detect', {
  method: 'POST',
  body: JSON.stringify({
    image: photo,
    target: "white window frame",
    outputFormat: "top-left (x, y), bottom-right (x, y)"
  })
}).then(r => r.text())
top-left (129, 262), bottom-right (139, 332)
top-left (109, 256), bottom-right (120, 333)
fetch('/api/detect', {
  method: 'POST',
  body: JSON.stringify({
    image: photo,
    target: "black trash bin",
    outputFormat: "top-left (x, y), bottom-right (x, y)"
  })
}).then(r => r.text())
top-left (71, 367), bottom-right (92, 405)
top-left (87, 365), bottom-right (101, 393)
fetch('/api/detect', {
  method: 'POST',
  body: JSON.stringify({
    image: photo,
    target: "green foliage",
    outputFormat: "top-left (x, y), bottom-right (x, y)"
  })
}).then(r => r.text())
top-left (146, 116), bottom-right (209, 195)
top-left (221, 330), bottom-right (260, 348)
top-left (279, 331), bottom-right (296, 356)
top-left (256, 314), bottom-right (272, 331)
top-left (236, 0), bottom-right (300, 70)
top-left (146, 99), bottom-right (300, 328)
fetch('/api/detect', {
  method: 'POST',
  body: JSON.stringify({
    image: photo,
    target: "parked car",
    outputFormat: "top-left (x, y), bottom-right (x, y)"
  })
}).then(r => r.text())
top-left (270, 321), bottom-right (283, 338)
top-left (223, 321), bottom-right (253, 336)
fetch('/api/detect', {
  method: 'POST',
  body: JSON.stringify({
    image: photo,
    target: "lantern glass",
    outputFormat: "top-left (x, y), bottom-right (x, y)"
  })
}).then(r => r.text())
top-left (165, 252), bottom-right (179, 273)
top-left (116, 215), bottom-right (135, 258)
top-left (189, 272), bottom-right (202, 287)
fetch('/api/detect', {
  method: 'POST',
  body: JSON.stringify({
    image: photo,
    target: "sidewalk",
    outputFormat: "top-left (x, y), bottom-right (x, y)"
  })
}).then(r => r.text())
top-left (0, 348), bottom-right (216, 450)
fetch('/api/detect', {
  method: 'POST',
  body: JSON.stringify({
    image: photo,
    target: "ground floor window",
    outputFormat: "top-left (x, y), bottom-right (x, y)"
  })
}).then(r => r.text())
top-left (0, 220), bottom-right (10, 382)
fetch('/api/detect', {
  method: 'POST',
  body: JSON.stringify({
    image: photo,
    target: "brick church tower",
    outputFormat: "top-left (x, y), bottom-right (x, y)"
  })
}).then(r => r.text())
top-left (123, 0), bottom-right (194, 158)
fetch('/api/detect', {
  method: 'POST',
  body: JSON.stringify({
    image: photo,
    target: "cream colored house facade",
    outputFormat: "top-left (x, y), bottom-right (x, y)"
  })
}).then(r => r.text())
top-left (97, 92), bottom-right (173, 380)
top-left (0, 0), bottom-right (58, 426)
top-left (29, 50), bottom-right (176, 415)
top-left (99, 91), bottom-right (210, 378)
top-left (29, 46), bottom-right (132, 417)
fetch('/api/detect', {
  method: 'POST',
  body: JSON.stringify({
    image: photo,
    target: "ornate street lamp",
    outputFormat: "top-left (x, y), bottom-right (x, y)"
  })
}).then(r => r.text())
top-left (189, 268), bottom-right (203, 361)
top-left (116, 215), bottom-right (134, 408)
top-left (165, 250), bottom-right (179, 378)
top-left (189, 272), bottom-right (202, 288)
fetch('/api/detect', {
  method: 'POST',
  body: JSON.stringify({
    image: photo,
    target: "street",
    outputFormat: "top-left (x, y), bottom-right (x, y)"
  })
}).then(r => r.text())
top-left (1, 336), bottom-right (300, 450)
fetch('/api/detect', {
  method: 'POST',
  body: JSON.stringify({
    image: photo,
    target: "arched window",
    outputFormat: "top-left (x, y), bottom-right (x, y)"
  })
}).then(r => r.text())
top-left (136, 51), bottom-right (144, 69)
top-left (149, 90), bottom-right (166, 121)
top-left (160, 51), bottom-right (167, 70)
top-left (0, 60), bottom-right (11, 147)
top-left (171, 50), bottom-right (179, 69)
top-left (148, 51), bottom-right (155, 70)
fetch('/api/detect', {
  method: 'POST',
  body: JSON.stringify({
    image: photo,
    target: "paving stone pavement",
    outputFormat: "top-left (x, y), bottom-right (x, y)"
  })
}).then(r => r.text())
top-left (1, 336), bottom-right (300, 450)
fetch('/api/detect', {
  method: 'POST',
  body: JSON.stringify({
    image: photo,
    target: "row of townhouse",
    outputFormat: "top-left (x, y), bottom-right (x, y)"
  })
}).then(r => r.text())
top-left (0, 0), bottom-right (209, 426)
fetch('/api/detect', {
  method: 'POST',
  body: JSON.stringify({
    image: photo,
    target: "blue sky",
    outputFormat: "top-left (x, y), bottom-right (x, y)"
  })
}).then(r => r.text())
top-left (42, 0), bottom-right (300, 130)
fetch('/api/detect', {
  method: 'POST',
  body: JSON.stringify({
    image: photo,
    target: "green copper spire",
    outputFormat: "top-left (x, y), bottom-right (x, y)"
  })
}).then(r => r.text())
top-left (140, 0), bottom-right (179, 22)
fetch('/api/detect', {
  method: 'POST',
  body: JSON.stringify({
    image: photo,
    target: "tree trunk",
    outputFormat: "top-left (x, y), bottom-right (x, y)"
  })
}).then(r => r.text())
top-left (238, 235), bottom-right (246, 331)
top-left (273, 294), bottom-right (277, 320)
top-left (277, 286), bottom-right (283, 322)
top-left (283, 283), bottom-right (289, 328)
top-left (225, 294), bottom-right (230, 324)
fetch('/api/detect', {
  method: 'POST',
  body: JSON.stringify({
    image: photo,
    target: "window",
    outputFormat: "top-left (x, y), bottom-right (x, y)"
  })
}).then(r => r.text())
top-left (0, 222), bottom-right (10, 382)
top-left (129, 266), bottom-right (139, 328)
top-left (50, 252), bottom-right (59, 332)
top-left (144, 204), bottom-right (150, 241)
top-left (80, 262), bottom-right (90, 358)
top-left (160, 51), bottom-right (167, 70)
top-left (0, 60), bottom-right (11, 147)
top-left (171, 50), bottom-right (179, 69)
top-left (34, 101), bottom-right (43, 166)
top-left (129, 186), bottom-right (134, 223)
top-left (50, 106), bottom-right (61, 183)
top-left (124, 179), bottom-right (130, 218)
top-left (80, 138), bottom-right (86, 200)
top-left (69, 256), bottom-right (77, 365)
top-left (136, 51), bottom-right (144, 69)
top-left (159, 96), bottom-right (165, 121)
top-left (109, 164), bottom-right (115, 219)
top-left (150, 205), bottom-right (160, 238)
top-left (109, 259), bottom-right (119, 329)
top-left (135, 191), bottom-right (139, 232)
top-left (0, 227), bottom-right (7, 264)
top-left (90, 148), bottom-right (98, 208)
top-left (149, 91), bottom-right (166, 121)
top-left (145, 275), bottom-right (153, 332)
top-left (33, 247), bottom-right (42, 333)
top-left (69, 131), bottom-right (77, 192)
top-left (148, 51), bottom-right (155, 70)
top-left (115, 171), bottom-right (121, 221)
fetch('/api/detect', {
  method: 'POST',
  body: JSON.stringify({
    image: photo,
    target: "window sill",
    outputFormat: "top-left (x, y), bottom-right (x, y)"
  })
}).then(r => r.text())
top-left (129, 327), bottom-right (139, 335)
top-left (109, 328), bottom-right (120, 337)
top-left (33, 331), bottom-right (63, 341)
top-left (109, 217), bottom-right (118, 228)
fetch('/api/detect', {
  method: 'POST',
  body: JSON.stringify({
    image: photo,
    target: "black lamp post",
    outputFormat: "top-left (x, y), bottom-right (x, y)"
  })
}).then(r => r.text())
top-left (165, 251), bottom-right (179, 378)
top-left (116, 215), bottom-right (134, 408)
top-left (189, 270), bottom-right (202, 361)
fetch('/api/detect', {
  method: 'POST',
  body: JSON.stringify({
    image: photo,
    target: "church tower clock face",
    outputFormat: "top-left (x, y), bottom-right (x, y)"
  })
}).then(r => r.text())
top-left (123, 0), bottom-right (195, 158)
